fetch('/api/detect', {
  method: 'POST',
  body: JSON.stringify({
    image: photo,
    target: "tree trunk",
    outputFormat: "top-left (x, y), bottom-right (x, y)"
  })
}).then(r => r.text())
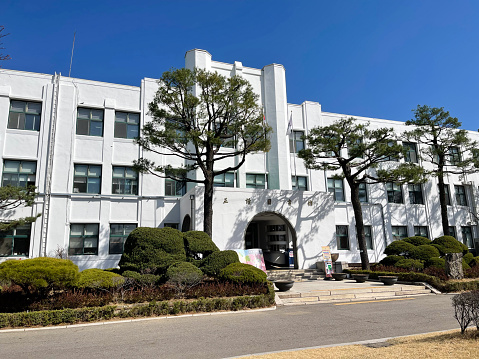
top-left (437, 169), bottom-right (449, 237)
top-left (350, 184), bottom-right (370, 270)
top-left (203, 176), bottom-right (214, 238)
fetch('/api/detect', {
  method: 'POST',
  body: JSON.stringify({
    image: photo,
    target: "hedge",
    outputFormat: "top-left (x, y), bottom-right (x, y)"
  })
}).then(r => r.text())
top-left (76, 269), bottom-right (125, 289)
top-left (0, 283), bottom-right (275, 329)
top-left (201, 250), bottom-right (240, 277)
top-left (183, 231), bottom-right (219, 259)
top-left (384, 241), bottom-right (416, 257)
top-left (410, 245), bottom-right (440, 262)
top-left (220, 263), bottom-right (267, 284)
top-left (403, 236), bottom-right (431, 246)
top-left (431, 236), bottom-right (468, 255)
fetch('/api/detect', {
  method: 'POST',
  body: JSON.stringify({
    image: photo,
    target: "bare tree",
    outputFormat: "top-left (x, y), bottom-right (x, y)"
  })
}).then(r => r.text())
top-left (0, 25), bottom-right (11, 64)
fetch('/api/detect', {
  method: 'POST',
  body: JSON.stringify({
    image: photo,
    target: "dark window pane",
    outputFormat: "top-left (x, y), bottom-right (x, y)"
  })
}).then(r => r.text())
top-left (0, 238), bottom-right (13, 256)
top-left (76, 119), bottom-right (89, 135)
top-left (115, 122), bottom-right (127, 138)
top-left (90, 121), bottom-right (103, 136)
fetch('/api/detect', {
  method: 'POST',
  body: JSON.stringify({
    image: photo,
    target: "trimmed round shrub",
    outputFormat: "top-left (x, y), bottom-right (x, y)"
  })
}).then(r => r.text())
top-left (166, 262), bottom-right (203, 286)
top-left (379, 255), bottom-right (403, 266)
top-left (122, 271), bottom-right (162, 286)
top-left (384, 241), bottom-right (416, 257)
top-left (119, 227), bottom-right (186, 275)
top-left (0, 258), bottom-right (79, 293)
top-left (410, 245), bottom-right (440, 262)
top-left (183, 231), bottom-right (219, 259)
top-left (219, 263), bottom-right (267, 284)
top-left (462, 259), bottom-right (471, 271)
top-left (431, 236), bottom-right (468, 256)
top-left (201, 250), bottom-right (240, 277)
top-left (395, 258), bottom-right (424, 271)
top-left (425, 257), bottom-right (446, 269)
top-left (403, 236), bottom-right (431, 246)
top-left (77, 268), bottom-right (125, 289)
top-left (463, 253), bottom-right (474, 266)
top-left (469, 256), bottom-right (479, 267)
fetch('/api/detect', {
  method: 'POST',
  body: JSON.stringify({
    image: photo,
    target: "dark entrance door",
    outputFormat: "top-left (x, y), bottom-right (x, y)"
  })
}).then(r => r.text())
top-left (245, 222), bottom-right (259, 249)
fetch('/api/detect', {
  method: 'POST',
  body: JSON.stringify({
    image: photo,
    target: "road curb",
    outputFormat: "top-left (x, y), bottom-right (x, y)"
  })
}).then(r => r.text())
top-left (0, 306), bottom-right (277, 333)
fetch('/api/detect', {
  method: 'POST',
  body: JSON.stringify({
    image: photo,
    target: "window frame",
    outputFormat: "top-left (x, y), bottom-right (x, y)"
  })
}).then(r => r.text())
top-left (8, 100), bottom-right (42, 131)
top-left (289, 130), bottom-right (305, 153)
top-left (114, 111), bottom-right (140, 139)
top-left (414, 226), bottom-right (429, 238)
top-left (69, 224), bottom-right (99, 256)
top-left (336, 225), bottom-right (350, 250)
top-left (408, 183), bottom-right (424, 205)
top-left (112, 166), bottom-right (138, 195)
top-left (461, 226), bottom-right (473, 248)
top-left (2, 160), bottom-right (37, 188)
top-left (386, 182), bottom-right (403, 204)
top-left (364, 225), bottom-right (373, 250)
top-left (391, 226), bottom-right (408, 241)
top-left (109, 223), bottom-right (137, 255)
top-left (449, 146), bottom-right (461, 165)
top-left (73, 164), bottom-right (102, 194)
top-left (292, 176), bottom-right (308, 191)
top-left (403, 142), bottom-right (418, 163)
top-left (76, 107), bottom-right (104, 137)
top-left (448, 226), bottom-right (457, 239)
top-left (246, 173), bottom-right (267, 189)
top-left (164, 177), bottom-right (186, 196)
top-left (454, 185), bottom-right (468, 206)
top-left (0, 224), bottom-right (31, 257)
top-left (358, 182), bottom-right (368, 203)
top-left (328, 178), bottom-right (345, 202)
top-left (213, 172), bottom-right (235, 188)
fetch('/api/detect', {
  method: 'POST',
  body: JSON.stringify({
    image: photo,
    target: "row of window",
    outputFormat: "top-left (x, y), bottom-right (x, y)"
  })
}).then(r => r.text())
top-left (328, 179), bottom-right (469, 206)
top-left (335, 225), bottom-right (474, 250)
top-left (8, 101), bottom-right (139, 139)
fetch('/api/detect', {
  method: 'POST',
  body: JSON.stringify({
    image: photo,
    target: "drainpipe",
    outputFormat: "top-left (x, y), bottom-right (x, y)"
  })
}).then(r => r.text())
top-left (190, 194), bottom-right (195, 230)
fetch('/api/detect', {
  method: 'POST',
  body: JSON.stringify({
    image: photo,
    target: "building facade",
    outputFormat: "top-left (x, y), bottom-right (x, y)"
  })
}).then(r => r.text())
top-left (0, 49), bottom-right (478, 270)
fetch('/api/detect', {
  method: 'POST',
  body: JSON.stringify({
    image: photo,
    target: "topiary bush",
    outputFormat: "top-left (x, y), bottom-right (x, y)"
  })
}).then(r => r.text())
top-left (118, 227), bottom-right (186, 275)
top-left (425, 257), bottom-right (446, 269)
top-left (0, 258), bottom-right (79, 294)
top-left (219, 263), bottom-right (267, 284)
top-left (379, 255), bottom-right (403, 266)
top-left (403, 236), bottom-right (431, 246)
top-left (470, 257), bottom-right (479, 267)
top-left (183, 231), bottom-right (219, 260)
top-left (384, 240), bottom-right (416, 257)
top-left (166, 262), bottom-right (204, 295)
top-left (122, 271), bottom-right (162, 287)
top-left (463, 259), bottom-right (471, 271)
top-left (76, 269), bottom-right (125, 289)
top-left (431, 236), bottom-right (468, 256)
top-left (463, 253), bottom-right (474, 266)
top-left (201, 250), bottom-right (240, 277)
top-left (411, 245), bottom-right (440, 262)
top-left (395, 258), bottom-right (424, 271)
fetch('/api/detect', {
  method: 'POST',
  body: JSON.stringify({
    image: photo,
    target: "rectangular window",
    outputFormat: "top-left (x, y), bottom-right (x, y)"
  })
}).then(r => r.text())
top-left (164, 223), bottom-right (179, 229)
top-left (364, 225), bottom-right (373, 250)
top-left (2, 160), bottom-right (36, 188)
top-left (454, 185), bottom-right (467, 206)
top-left (328, 178), bottom-right (345, 201)
top-left (289, 131), bottom-right (305, 153)
top-left (461, 226), bottom-right (473, 248)
top-left (114, 112), bottom-right (139, 139)
top-left (165, 178), bottom-right (186, 196)
top-left (112, 166), bottom-right (138, 195)
top-left (440, 184), bottom-right (452, 206)
top-left (408, 183), bottom-right (424, 204)
top-left (0, 224), bottom-right (31, 257)
top-left (414, 226), bottom-right (429, 238)
top-left (359, 182), bottom-right (368, 203)
top-left (76, 108), bottom-right (104, 137)
top-left (109, 224), bottom-right (136, 254)
top-left (403, 142), bottom-right (418, 163)
top-left (336, 225), bottom-right (349, 250)
top-left (292, 176), bottom-right (308, 191)
top-left (392, 226), bottom-right (408, 241)
top-left (383, 141), bottom-right (398, 161)
top-left (8, 100), bottom-right (41, 131)
top-left (449, 226), bottom-right (457, 239)
top-left (69, 224), bottom-right (99, 255)
top-left (449, 146), bottom-right (461, 165)
top-left (213, 172), bottom-right (235, 187)
top-left (73, 164), bottom-right (101, 194)
top-left (386, 182), bottom-right (403, 204)
top-left (246, 174), bottom-right (267, 189)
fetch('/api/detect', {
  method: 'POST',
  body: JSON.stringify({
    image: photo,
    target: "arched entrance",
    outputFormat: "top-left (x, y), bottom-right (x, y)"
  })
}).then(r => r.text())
top-left (181, 215), bottom-right (191, 232)
top-left (244, 212), bottom-right (298, 269)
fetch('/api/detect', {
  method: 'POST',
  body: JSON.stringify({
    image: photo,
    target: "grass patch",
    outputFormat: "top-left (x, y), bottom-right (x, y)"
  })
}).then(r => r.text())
top-left (245, 329), bottom-right (479, 359)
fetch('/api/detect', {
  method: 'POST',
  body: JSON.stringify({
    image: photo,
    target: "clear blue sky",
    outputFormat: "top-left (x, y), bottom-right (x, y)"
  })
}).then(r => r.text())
top-left (2, 0), bottom-right (479, 131)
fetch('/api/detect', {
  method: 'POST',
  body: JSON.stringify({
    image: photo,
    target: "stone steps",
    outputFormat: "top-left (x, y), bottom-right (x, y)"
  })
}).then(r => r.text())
top-left (267, 269), bottom-right (324, 282)
top-left (277, 284), bottom-right (433, 305)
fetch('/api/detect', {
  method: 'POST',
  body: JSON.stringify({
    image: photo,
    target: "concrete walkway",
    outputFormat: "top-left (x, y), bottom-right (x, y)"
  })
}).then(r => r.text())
top-left (274, 278), bottom-right (435, 305)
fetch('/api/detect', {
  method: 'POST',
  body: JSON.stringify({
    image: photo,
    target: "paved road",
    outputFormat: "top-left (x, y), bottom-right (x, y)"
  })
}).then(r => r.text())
top-left (0, 295), bottom-right (458, 359)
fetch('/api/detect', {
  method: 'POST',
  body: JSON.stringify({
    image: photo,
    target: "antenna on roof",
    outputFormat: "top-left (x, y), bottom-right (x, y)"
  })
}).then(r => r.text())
top-left (68, 31), bottom-right (76, 77)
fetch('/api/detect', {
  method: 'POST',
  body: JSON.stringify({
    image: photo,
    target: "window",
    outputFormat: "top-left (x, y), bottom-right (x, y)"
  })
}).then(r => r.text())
top-left (8, 100), bottom-right (41, 131)
top-left (73, 164), bottom-right (101, 194)
top-left (408, 184), bottom-right (424, 204)
top-left (462, 226), bottom-right (473, 248)
top-left (164, 223), bottom-right (179, 229)
top-left (289, 131), bottom-right (304, 153)
top-left (403, 142), bottom-right (418, 163)
top-left (414, 226), bottom-right (429, 238)
top-left (454, 185), bottom-right (467, 206)
top-left (76, 108), bottom-right (104, 136)
top-left (292, 176), bottom-right (308, 191)
top-left (336, 225), bottom-right (349, 250)
top-left (391, 226), bottom-right (408, 241)
top-left (382, 141), bottom-right (398, 161)
top-left (364, 225), bottom-right (373, 250)
top-left (448, 226), bottom-right (457, 239)
top-left (213, 172), bottom-right (235, 187)
top-left (449, 147), bottom-right (461, 165)
top-left (439, 184), bottom-right (452, 206)
top-left (328, 178), bottom-right (345, 201)
top-left (114, 112), bottom-right (139, 139)
top-left (386, 182), bottom-right (403, 204)
top-left (109, 224), bottom-right (136, 254)
top-left (246, 174), bottom-right (266, 189)
top-left (0, 224), bottom-right (31, 257)
top-left (112, 166), bottom-right (138, 195)
top-left (69, 224), bottom-right (99, 255)
top-left (165, 177), bottom-right (186, 196)
top-left (358, 182), bottom-right (368, 203)
top-left (2, 160), bottom-right (36, 188)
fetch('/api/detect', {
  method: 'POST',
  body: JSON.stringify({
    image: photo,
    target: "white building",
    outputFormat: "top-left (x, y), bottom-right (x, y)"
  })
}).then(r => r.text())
top-left (0, 49), bottom-right (478, 270)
